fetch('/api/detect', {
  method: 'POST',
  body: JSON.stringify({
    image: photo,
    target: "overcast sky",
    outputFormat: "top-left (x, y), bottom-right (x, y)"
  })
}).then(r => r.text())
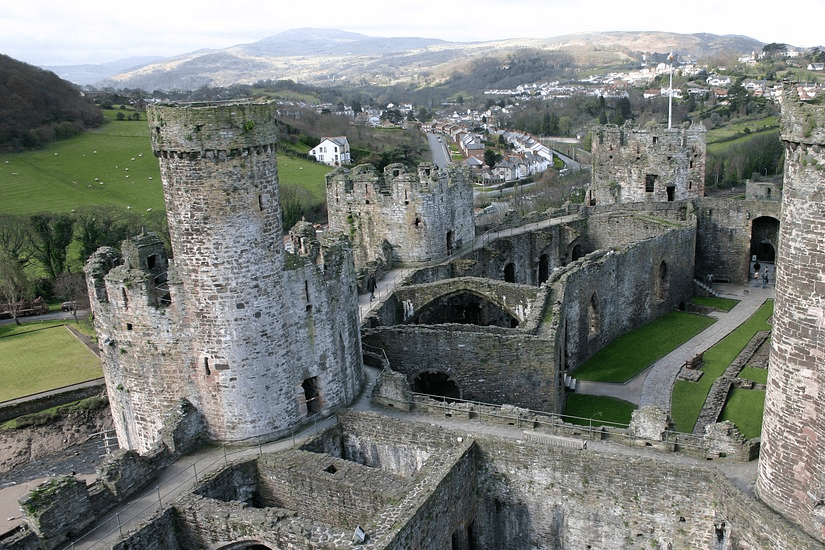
top-left (2, 0), bottom-right (823, 67)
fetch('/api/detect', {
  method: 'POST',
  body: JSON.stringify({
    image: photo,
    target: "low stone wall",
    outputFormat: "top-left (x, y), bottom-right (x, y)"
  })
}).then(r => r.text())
top-left (0, 380), bottom-right (105, 423)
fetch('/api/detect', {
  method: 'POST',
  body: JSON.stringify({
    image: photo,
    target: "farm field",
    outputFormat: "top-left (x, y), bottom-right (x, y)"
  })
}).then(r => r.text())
top-left (0, 115), bottom-right (333, 217)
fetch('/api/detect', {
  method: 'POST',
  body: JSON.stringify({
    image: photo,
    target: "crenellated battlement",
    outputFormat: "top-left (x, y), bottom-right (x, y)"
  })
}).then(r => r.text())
top-left (590, 122), bottom-right (706, 206)
top-left (780, 89), bottom-right (825, 145)
top-left (326, 162), bottom-right (475, 271)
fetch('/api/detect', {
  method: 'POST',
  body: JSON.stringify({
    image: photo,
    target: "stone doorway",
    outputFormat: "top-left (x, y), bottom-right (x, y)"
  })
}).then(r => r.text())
top-left (302, 377), bottom-right (321, 415)
top-left (750, 216), bottom-right (779, 263)
top-left (411, 370), bottom-right (461, 399)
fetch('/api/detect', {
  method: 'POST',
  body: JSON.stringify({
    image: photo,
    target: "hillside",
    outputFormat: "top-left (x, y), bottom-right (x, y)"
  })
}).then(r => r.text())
top-left (0, 55), bottom-right (103, 150)
top-left (94, 29), bottom-right (764, 92)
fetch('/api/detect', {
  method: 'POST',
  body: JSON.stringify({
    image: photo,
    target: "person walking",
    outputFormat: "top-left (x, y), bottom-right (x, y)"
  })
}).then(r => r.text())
top-left (762, 267), bottom-right (769, 288)
top-left (366, 274), bottom-right (377, 301)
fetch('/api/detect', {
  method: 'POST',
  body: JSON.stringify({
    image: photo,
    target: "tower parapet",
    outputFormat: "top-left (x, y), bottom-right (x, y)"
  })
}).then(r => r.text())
top-left (326, 162), bottom-right (475, 272)
top-left (590, 122), bottom-right (706, 206)
top-left (757, 89), bottom-right (825, 542)
top-left (87, 102), bottom-right (363, 453)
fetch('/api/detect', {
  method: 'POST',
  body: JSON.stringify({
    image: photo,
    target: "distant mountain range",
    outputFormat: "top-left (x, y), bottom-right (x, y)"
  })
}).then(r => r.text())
top-left (47, 29), bottom-right (767, 91)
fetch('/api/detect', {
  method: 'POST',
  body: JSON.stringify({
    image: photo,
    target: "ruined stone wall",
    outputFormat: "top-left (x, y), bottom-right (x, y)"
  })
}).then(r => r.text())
top-left (389, 277), bottom-right (539, 325)
top-left (326, 163), bottom-right (475, 270)
top-left (280, 233), bottom-right (365, 419)
top-left (85, 235), bottom-right (191, 453)
top-left (758, 92), bottom-right (825, 543)
top-left (361, 325), bottom-right (563, 412)
top-left (694, 198), bottom-right (781, 284)
top-left (590, 122), bottom-right (706, 206)
top-left (556, 222), bottom-right (696, 370)
top-left (585, 203), bottom-right (693, 249)
top-left (98, 413), bottom-right (825, 550)
top-left (475, 434), bottom-right (825, 550)
top-left (257, 449), bottom-right (407, 529)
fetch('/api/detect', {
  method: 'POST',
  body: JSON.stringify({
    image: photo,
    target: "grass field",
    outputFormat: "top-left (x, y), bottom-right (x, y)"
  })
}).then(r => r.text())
top-left (670, 300), bottom-right (774, 433)
top-left (563, 393), bottom-right (636, 427)
top-left (0, 116), bottom-right (334, 218)
top-left (706, 116), bottom-right (778, 145)
top-left (0, 321), bottom-right (102, 402)
top-left (572, 311), bottom-right (716, 383)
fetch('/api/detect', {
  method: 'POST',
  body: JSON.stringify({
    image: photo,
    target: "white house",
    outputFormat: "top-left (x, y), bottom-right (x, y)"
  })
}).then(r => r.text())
top-left (309, 137), bottom-right (351, 167)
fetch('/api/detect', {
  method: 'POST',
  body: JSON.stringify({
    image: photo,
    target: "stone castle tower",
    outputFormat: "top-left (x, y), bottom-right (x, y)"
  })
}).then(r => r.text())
top-left (589, 122), bottom-right (706, 205)
top-left (757, 92), bottom-right (825, 542)
top-left (85, 102), bottom-right (364, 453)
top-left (325, 162), bottom-right (475, 272)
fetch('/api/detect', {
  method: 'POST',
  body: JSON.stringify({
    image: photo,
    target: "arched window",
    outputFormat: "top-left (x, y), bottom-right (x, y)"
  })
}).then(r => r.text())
top-left (588, 292), bottom-right (600, 338)
top-left (656, 260), bottom-right (669, 301)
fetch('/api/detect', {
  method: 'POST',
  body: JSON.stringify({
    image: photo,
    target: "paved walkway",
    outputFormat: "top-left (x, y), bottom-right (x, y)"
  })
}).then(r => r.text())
top-left (577, 283), bottom-right (774, 412)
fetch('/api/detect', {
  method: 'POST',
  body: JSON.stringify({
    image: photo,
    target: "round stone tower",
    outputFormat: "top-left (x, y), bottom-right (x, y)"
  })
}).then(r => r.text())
top-left (84, 101), bottom-right (366, 452)
top-left (757, 90), bottom-right (825, 541)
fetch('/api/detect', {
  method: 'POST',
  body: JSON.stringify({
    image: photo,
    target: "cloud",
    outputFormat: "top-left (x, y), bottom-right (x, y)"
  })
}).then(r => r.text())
top-left (2, 0), bottom-right (823, 67)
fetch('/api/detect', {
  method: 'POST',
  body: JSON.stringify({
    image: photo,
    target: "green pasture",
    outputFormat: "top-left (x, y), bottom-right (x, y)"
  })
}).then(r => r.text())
top-left (0, 321), bottom-right (102, 402)
top-left (0, 118), bottom-right (333, 217)
top-left (670, 300), bottom-right (774, 433)
top-left (706, 115), bottom-right (778, 144)
top-left (563, 393), bottom-right (636, 427)
top-left (573, 311), bottom-right (716, 383)
top-left (706, 125), bottom-right (779, 155)
top-left (0, 120), bottom-right (163, 215)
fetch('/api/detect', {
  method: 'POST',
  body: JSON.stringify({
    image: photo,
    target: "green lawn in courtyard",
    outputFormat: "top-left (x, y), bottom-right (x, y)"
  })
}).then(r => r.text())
top-left (691, 296), bottom-right (739, 312)
top-left (718, 388), bottom-right (766, 439)
top-left (738, 366), bottom-right (769, 385)
top-left (573, 311), bottom-right (716, 383)
top-left (563, 393), bottom-right (637, 427)
top-left (671, 300), bottom-right (773, 433)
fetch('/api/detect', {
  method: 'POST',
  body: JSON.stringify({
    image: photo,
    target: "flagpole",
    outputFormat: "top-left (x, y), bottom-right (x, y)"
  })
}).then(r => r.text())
top-left (668, 51), bottom-right (674, 129)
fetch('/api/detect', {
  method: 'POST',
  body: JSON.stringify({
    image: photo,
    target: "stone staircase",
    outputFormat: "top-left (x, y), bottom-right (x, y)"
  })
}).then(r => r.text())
top-left (694, 278), bottom-right (720, 298)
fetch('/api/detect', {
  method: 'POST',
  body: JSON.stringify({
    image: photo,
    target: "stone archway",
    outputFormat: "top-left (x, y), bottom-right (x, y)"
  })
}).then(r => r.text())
top-left (538, 254), bottom-right (549, 285)
top-left (414, 290), bottom-right (519, 328)
top-left (411, 370), bottom-right (461, 399)
top-left (504, 262), bottom-right (515, 283)
top-left (750, 216), bottom-right (779, 263)
top-left (571, 244), bottom-right (584, 261)
top-left (215, 542), bottom-right (275, 550)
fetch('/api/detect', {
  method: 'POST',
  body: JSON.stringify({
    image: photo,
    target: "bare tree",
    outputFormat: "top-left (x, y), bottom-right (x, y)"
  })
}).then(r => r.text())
top-left (53, 271), bottom-right (89, 323)
top-left (0, 249), bottom-right (32, 325)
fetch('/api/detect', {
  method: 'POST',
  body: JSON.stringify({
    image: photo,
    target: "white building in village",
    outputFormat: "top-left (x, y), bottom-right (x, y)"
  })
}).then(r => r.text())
top-left (309, 136), bottom-right (351, 167)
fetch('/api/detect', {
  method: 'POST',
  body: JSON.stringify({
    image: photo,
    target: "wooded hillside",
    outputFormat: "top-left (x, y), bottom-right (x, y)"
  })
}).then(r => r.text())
top-left (0, 54), bottom-right (102, 150)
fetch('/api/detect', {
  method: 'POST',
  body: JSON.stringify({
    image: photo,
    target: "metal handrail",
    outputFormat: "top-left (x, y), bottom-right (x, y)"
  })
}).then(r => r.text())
top-left (407, 391), bottom-right (707, 451)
